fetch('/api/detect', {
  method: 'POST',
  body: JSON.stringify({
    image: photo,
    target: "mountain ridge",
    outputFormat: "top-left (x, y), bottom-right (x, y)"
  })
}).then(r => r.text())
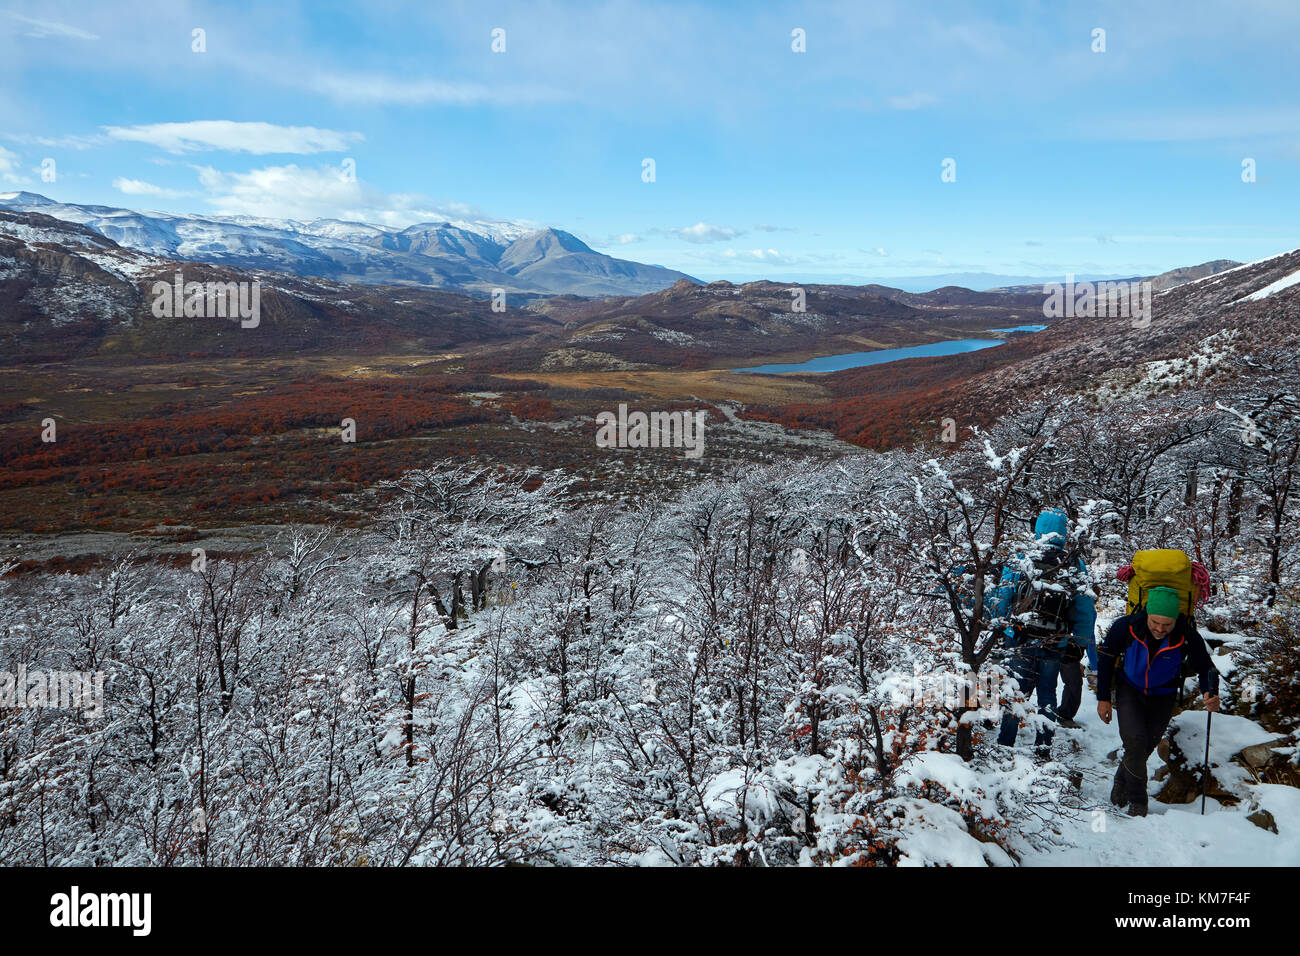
top-left (0, 207), bottom-right (558, 362)
top-left (0, 192), bottom-right (697, 298)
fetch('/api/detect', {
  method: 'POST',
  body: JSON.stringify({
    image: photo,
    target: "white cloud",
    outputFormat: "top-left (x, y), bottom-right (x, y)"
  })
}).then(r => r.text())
top-left (102, 121), bottom-right (363, 155)
top-left (7, 13), bottom-right (98, 41)
top-left (4, 132), bottom-right (107, 150)
top-left (112, 177), bottom-right (187, 198)
top-left (192, 162), bottom-right (485, 226)
top-left (721, 247), bottom-right (784, 261)
top-left (672, 222), bottom-right (741, 243)
top-left (308, 71), bottom-right (566, 106)
top-left (0, 146), bottom-right (31, 184)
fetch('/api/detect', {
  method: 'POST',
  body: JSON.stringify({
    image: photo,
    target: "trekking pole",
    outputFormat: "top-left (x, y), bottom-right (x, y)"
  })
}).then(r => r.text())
top-left (1200, 710), bottom-right (1213, 815)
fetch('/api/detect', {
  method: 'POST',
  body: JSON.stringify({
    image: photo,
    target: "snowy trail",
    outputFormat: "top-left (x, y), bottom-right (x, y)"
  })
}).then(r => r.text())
top-left (1019, 665), bottom-right (1298, 866)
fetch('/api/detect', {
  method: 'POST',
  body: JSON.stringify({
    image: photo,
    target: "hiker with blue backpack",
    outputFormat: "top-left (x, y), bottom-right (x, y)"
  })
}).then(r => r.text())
top-left (990, 508), bottom-right (1098, 756)
top-left (1096, 551), bottom-right (1221, 817)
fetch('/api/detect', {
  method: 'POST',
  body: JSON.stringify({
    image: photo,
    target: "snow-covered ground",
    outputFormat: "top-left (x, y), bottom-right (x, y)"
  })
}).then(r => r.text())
top-left (1158, 246), bottom-right (1300, 296)
top-left (1235, 267), bottom-right (1300, 303)
top-left (1089, 329), bottom-right (1238, 402)
top-left (1017, 671), bottom-right (1296, 866)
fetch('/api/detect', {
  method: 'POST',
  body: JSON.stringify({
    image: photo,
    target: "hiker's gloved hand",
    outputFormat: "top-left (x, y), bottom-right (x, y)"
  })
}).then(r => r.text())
top-left (1097, 701), bottom-right (1112, 724)
top-left (1203, 694), bottom-right (1220, 713)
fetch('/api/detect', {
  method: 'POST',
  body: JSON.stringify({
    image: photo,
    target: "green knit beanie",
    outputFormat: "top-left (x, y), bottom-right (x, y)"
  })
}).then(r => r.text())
top-left (1145, 586), bottom-right (1181, 619)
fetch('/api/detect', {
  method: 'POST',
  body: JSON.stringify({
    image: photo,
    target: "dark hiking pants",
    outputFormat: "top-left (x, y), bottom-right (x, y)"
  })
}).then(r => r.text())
top-left (1058, 645), bottom-right (1084, 721)
top-left (1113, 678), bottom-right (1176, 809)
top-left (998, 647), bottom-right (1061, 747)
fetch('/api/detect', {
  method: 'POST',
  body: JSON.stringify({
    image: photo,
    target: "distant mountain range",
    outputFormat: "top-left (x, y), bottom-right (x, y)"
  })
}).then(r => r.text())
top-left (1, 193), bottom-right (1244, 302)
top-left (0, 192), bottom-right (696, 298)
top-left (706, 272), bottom-right (1147, 293)
top-left (0, 191), bottom-right (1265, 383)
top-left (0, 205), bottom-right (1038, 368)
top-left (0, 207), bottom-right (557, 362)
top-left (984, 259), bottom-right (1242, 294)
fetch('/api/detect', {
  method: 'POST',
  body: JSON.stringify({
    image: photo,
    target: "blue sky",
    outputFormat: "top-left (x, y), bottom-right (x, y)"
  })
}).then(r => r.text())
top-left (1, 0), bottom-right (1297, 283)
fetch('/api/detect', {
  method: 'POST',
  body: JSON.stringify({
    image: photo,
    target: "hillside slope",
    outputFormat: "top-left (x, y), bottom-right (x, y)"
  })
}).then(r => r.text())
top-left (479, 278), bottom-right (1053, 372)
top-left (747, 246), bottom-right (1300, 446)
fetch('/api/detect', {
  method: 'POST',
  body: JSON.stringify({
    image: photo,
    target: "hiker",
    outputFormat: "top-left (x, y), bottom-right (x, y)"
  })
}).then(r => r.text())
top-left (991, 508), bottom-right (1097, 755)
top-left (1096, 583), bottom-right (1220, 817)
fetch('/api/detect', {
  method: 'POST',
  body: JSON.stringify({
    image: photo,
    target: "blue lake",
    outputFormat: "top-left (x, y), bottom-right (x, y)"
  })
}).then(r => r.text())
top-left (988, 324), bottom-right (1047, 332)
top-left (733, 338), bottom-right (1007, 374)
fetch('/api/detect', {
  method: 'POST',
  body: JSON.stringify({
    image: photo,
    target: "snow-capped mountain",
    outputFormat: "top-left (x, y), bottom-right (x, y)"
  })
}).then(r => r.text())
top-left (0, 206), bottom-right (559, 362)
top-left (0, 192), bottom-right (695, 298)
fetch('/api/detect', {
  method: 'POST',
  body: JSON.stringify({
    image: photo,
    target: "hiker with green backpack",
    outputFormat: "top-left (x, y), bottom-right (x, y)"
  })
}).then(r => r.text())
top-left (1096, 550), bottom-right (1220, 817)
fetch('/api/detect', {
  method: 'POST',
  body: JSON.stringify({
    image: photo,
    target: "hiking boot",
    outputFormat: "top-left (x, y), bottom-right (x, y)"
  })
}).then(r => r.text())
top-left (1034, 745), bottom-right (1051, 764)
top-left (1126, 802), bottom-right (1149, 818)
top-left (1057, 717), bottom-right (1084, 730)
top-left (1110, 772), bottom-right (1129, 808)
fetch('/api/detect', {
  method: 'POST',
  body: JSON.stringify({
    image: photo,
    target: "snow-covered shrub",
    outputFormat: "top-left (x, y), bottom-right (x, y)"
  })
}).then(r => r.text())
top-left (1235, 603), bottom-right (1300, 733)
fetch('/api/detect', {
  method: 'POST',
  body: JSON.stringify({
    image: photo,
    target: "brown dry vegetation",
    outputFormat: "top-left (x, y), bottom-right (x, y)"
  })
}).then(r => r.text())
top-left (497, 369), bottom-right (833, 405)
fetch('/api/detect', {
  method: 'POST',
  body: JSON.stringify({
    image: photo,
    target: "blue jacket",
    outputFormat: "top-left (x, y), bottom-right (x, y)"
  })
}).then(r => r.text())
top-left (989, 510), bottom-right (1098, 667)
top-left (1096, 609), bottom-right (1219, 698)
